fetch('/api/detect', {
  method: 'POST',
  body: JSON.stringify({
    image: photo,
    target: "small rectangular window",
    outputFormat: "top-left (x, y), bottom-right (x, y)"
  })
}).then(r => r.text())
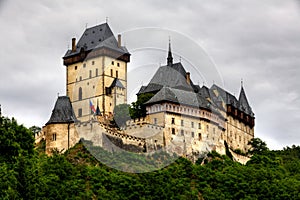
top-left (181, 120), bottom-right (184, 126)
top-left (191, 122), bottom-right (194, 128)
top-left (199, 133), bottom-right (202, 141)
top-left (198, 123), bottom-right (201, 129)
top-left (171, 118), bottom-right (175, 125)
top-left (83, 63), bottom-right (86, 68)
top-left (89, 70), bottom-right (92, 78)
top-left (117, 63), bottom-right (120, 67)
top-left (181, 130), bottom-right (184, 136)
top-left (111, 61), bottom-right (114, 65)
top-left (96, 68), bottom-right (98, 76)
top-left (111, 69), bottom-right (113, 77)
top-left (172, 128), bottom-right (175, 135)
top-left (192, 132), bottom-right (195, 138)
top-left (78, 108), bottom-right (82, 117)
top-left (92, 61), bottom-right (95, 65)
top-left (75, 66), bottom-right (77, 70)
top-left (116, 70), bottom-right (118, 78)
top-left (154, 118), bottom-right (157, 125)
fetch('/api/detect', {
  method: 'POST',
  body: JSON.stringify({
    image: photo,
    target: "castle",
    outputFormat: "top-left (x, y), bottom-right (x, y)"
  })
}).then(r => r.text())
top-left (36, 23), bottom-right (255, 163)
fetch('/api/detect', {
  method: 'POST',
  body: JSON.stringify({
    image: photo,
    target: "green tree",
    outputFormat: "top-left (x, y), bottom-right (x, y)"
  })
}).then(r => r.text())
top-left (0, 117), bottom-right (34, 163)
top-left (130, 93), bottom-right (154, 119)
top-left (247, 137), bottom-right (268, 155)
top-left (113, 104), bottom-right (131, 128)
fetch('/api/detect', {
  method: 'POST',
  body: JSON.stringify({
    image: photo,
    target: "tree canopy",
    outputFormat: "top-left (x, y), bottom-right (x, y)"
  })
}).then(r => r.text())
top-left (1, 114), bottom-right (300, 199)
top-left (130, 93), bottom-right (154, 119)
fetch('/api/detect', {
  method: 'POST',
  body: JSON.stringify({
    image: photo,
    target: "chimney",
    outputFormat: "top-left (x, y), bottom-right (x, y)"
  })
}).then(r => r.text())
top-left (117, 34), bottom-right (121, 47)
top-left (71, 38), bottom-right (76, 52)
top-left (186, 72), bottom-right (191, 85)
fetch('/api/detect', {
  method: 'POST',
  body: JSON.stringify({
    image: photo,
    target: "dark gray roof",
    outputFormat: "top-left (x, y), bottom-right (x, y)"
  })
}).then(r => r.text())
top-left (238, 86), bottom-right (254, 116)
top-left (146, 87), bottom-right (211, 110)
top-left (137, 62), bottom-right (196, 95)
top-left (109, 78), bottom-right (125, 89)
top-left (46, 96), bottom-right (77, 125)
top-left (198, 86), bottom-right (211, 99)
top-left (64, 23), bottom-right (129, 58)
top-left (210, 84), bottom-right (239, 107)
top-left (137, 86), bottom-right (146, 94)
top-left (210, 84), bottom-right (254, 117)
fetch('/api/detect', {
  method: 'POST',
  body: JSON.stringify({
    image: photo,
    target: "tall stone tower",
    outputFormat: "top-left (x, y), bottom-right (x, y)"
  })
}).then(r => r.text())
top-left (63, 23), bottom-right (130, 122)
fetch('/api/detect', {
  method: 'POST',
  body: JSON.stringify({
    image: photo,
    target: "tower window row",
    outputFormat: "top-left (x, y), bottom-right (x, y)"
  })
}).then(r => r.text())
top-left (111, 61), bottom-right (120, 67)
top-left (170, 118), bottom-right (202, 129)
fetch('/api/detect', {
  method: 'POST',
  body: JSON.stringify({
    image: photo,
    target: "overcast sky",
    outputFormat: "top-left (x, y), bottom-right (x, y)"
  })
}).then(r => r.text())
top-left (1, 0), bottom-right (300, 150)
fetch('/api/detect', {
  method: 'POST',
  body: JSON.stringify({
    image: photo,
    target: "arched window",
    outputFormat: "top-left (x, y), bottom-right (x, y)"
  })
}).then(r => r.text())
top-left (79, 87), bottom-right (82, 100)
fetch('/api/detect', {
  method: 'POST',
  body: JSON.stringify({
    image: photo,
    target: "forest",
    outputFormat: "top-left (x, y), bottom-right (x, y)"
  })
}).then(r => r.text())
top-left (1, 115), bottom-right (300, 199)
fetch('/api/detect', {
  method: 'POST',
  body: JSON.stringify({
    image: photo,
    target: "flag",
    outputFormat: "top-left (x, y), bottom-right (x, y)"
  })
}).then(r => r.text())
top-left (89, 100), bottom-right (96, 113)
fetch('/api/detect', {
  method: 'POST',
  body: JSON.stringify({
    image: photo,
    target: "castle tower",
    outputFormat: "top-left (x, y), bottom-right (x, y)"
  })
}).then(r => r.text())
top-left (43, 96), bottom-right (79, 155)
top-left (63, 23), bottom-right (130, 121)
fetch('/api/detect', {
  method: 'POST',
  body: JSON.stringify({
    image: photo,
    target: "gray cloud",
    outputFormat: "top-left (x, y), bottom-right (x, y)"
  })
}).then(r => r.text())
top-left (0, 0), bottom-right (299, 149)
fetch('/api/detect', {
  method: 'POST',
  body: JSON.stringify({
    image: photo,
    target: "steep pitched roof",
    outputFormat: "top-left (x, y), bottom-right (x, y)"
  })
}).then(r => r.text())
top-left (210, 84), bottom-right (239, 107)
top-left (137, 86), bottom-right (146, 94)
top-left (145, 87), bottom-right (210, 109)
top-left (46, 96), bottom-right (77, 125)
top-left (210, 84), bottom-right (254, 117)
top-left (64, 23), bottom-right (129, 58)
top-left (238, 86), bottom-right (254, 116)
top-left (198, 86), bottom-right (211, 99)
top-left (109, 78), bottom-right (125, 89)
top-left (137, 62), bottom-right (196, 95)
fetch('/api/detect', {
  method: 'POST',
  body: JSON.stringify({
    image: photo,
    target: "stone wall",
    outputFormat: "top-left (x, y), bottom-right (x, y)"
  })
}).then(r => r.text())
top-left (43, 123), bottom-right (79, 155)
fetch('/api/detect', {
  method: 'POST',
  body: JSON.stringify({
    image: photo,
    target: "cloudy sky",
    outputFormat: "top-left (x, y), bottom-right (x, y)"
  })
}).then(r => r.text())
top-left (0, 0), bottom-right (300, 150)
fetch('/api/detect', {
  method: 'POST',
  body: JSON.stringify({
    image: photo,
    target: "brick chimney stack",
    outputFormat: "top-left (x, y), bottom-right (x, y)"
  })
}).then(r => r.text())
top-left (71, 38), bottom-right (76, 52)
top-left (186, 72), bottom-right (191, 85)
top-left (118, 34), bottom-right (121, 47)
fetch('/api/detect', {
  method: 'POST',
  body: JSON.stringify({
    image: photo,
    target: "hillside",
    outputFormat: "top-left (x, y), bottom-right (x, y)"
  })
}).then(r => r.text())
top-left (1, 115), bottom-right (300, 199)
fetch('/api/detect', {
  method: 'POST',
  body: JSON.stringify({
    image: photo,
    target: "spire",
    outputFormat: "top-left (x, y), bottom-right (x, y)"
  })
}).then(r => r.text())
top-left (167, 37), bottom-right (173, 66)
top-left (238, 85), bottom-right (250, 112)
